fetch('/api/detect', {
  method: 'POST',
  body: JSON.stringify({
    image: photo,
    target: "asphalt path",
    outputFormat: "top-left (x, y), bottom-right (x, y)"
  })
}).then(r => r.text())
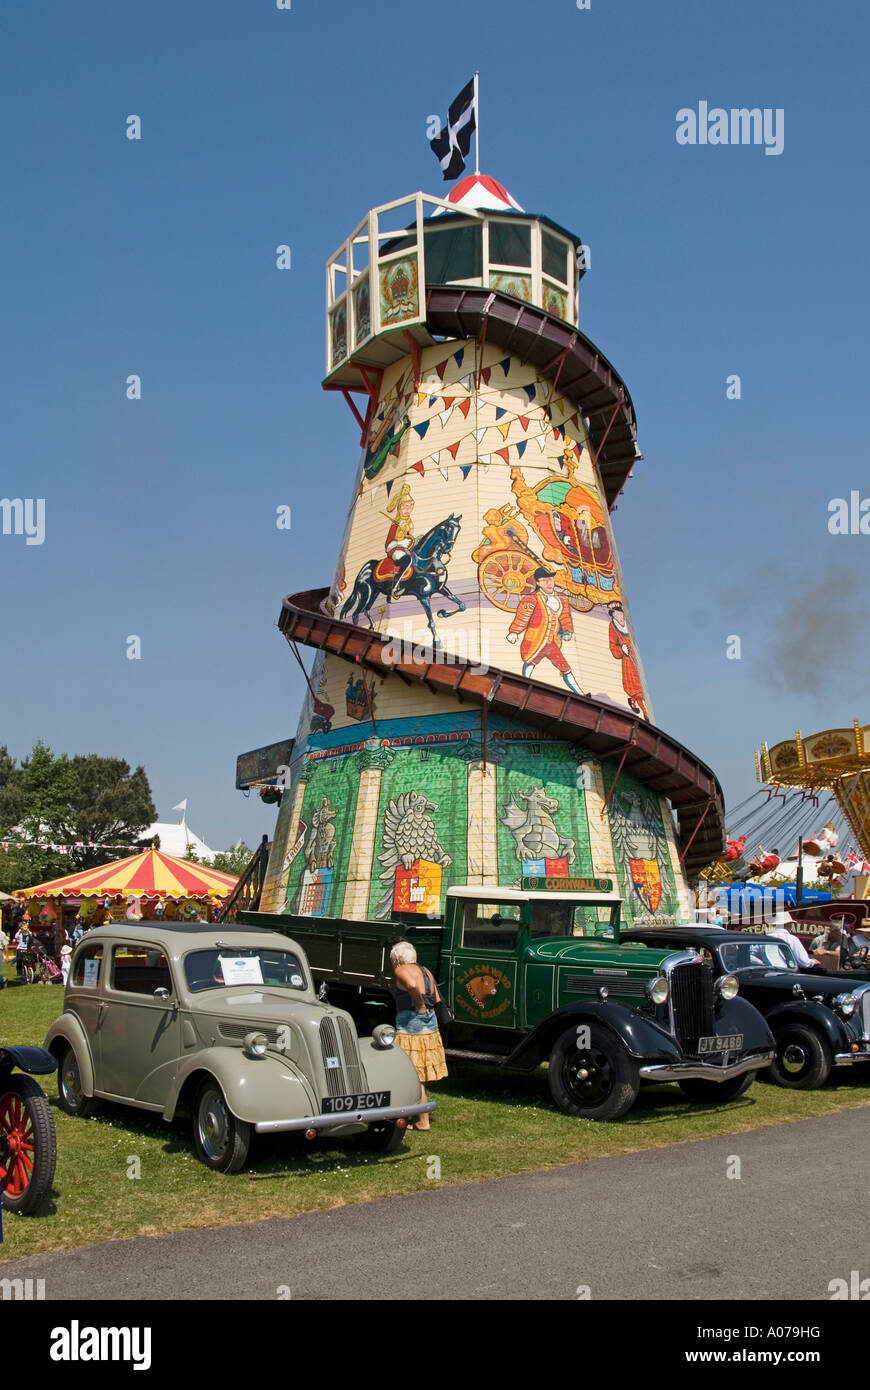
top-left (4, 1109), bottom-right (869, 1299)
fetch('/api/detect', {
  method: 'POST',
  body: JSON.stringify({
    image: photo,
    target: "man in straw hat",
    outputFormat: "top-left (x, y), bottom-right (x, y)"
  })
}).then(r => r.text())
top-left (766, 910), bottom-right (818, 969)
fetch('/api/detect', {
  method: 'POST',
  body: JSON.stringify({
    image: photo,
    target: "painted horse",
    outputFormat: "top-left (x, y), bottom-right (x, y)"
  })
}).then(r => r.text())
top-left (340, 514), bottom-right (464, 649)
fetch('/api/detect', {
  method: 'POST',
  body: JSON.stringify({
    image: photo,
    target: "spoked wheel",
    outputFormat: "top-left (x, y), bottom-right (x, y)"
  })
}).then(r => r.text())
top-left (547, 1026), bottom-right (640, 1120)
top-left (0, 1074), bottom-right (57, 1215)
top-left (477, 551), bottom-right (538, 611)
top-left (192, 1080), bottom-right (251, 1173)
top-left (769, 1024), bottom-right (832, 1089)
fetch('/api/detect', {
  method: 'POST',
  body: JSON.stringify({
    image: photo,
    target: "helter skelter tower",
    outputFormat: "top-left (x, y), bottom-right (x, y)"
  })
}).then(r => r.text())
top-left (257, 174), bottom-right (725, 925)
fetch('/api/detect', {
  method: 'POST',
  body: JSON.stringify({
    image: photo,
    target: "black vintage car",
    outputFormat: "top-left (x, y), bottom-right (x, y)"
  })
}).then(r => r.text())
top-left (623, 928), bottom-right (870, 1090)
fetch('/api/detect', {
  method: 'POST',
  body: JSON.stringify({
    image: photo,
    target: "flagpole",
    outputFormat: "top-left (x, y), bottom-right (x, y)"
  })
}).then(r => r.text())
top-left (474, 70), bottom-right (480, 175)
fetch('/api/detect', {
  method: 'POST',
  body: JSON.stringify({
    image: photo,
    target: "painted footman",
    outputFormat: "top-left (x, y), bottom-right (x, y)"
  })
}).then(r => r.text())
top-left (44, 922), bottom-right (431, 1173)
top-left (241, 883), bottom-right (775, 1121)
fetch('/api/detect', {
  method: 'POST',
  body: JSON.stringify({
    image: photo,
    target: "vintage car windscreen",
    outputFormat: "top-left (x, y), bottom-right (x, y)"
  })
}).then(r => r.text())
top-left (720, 940), bottom-right (797, 972)
top-left (529, 902), bottom-right (618, 939)
top-left (184, 947), bottom-right (307, 993)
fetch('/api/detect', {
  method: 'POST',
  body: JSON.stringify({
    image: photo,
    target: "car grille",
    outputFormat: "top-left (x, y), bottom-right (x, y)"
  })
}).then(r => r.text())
top-left (319, 1015), bottom-right (366, 1098)
top-left (861, 990), bottom-right (870, 1040)
top-left (218, 1023), bottom-right (281, 1043)
top-left (670, 962), bottom-right (716, 1049)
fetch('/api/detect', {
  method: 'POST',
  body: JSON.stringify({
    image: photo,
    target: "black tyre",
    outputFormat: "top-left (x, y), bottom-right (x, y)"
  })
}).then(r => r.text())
top-left (769, 1023), bottom-right (832, 1089)
top-left (0, 1074), bottom-right (57, 1215)
top-left (192, 1080), bottom-right (251, 1173)
top-left (548, 1025), bottom-right (640, 1120)
top-left (355, 1121), bottom-right (405, 1153)
top-left (57, 1043), bottom-right (98, 1118)
top-left (679, 1070), bottom-right (756, 1103)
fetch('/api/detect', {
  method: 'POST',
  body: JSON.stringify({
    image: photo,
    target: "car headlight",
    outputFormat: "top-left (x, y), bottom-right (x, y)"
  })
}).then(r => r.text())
top-left (372, 1023), bottom-right (396, 1048)
top-left (647, 976), bottom-right (669, 1006)
top-left (833, 993), bottom-right (859, 1018)
top-left (716, 974), bottom-right (739, 1001)
top-left (243, 1031), bottom-right (269, 1058)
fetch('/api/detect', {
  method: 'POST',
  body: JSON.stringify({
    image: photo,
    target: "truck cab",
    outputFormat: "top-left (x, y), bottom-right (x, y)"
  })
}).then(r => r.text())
top-left (446, 882), bottom-right (622, 1034)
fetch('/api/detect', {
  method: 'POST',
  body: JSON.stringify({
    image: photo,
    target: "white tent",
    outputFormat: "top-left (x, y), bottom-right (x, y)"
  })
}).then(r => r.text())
top-left (144, 805), bottom-right (215, 862)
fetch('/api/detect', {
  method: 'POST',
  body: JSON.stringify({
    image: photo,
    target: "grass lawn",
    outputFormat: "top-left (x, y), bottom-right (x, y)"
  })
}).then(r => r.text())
top-left (3, 959), bottom-right (870, 1261)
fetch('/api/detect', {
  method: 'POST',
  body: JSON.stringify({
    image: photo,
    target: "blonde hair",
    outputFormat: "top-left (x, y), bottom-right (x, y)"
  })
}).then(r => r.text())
top-left (390, 940), bottom-right (417, 967)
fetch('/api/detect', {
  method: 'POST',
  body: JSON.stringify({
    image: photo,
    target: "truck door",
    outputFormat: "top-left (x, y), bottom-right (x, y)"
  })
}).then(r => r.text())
top-left (449, 900), bottom-right (521, 1030)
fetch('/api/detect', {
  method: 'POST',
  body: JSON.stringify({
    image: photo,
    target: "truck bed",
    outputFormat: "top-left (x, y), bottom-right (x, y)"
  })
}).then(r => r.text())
top-left (237, 911), bottom-right (444, 991)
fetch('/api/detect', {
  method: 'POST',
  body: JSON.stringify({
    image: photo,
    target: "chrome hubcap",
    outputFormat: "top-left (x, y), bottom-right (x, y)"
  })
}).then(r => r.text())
top-left (198, 1091), bottom-right (229, 1157)
top-left (782, 1043), bottom-right (807, 1074)
top-left (62, 1056), bottom-right (82, 1105)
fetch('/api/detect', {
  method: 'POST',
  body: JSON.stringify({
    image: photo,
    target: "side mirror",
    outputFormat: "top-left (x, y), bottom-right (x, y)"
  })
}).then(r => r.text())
top-left (317, 982), bottom-right (329, 1002)
top-left (153, 987), bottom-right (171, 1002)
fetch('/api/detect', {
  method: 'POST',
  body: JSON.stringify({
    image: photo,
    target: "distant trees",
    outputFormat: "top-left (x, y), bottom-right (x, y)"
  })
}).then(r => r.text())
top-left (184, 841), bottom-right (253, 877)
top-left (0, 742), bottom-right (157, 891)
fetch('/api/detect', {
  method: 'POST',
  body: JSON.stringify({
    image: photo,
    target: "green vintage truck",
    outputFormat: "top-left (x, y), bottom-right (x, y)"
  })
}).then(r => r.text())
top-left (240, 878), bottom-right (775, 1121)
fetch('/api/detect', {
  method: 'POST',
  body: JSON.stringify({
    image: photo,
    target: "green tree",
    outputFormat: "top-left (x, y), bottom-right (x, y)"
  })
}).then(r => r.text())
top-left (0, 744), bottom-right (157, 890)
top-left (184, 841), bottom-right (254, 876)
top-left (211, 842), bottom-right (255, 877)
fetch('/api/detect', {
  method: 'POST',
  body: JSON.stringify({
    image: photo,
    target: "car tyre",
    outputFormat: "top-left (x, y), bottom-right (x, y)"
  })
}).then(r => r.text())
top-left (57, 1043), bottom-right (98, 1118)
top-left (355, 1121), bottom-right (405, 1153)
top-left (193, 1079), bottom-right (251, 1173)
top-left (769, 1023), bottom-right (832, 1089)
top-left (678, 1070), bottom-right (756, 1103)
top-left (548, 1025), bottom-right (639, 1120)
top-left (0, 1074), bottom-right (57, 1215)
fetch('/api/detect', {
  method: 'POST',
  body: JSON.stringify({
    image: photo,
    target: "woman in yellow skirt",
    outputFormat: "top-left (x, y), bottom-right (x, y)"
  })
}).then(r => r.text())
top-left (389, 941), bottom-right (447, 1131)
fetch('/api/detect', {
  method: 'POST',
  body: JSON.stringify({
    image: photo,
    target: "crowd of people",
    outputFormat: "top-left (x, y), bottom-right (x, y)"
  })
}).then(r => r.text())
top-left (701, 900), bottom-right (870, 971)
top-left (0, 909), bottom-right (79, 986)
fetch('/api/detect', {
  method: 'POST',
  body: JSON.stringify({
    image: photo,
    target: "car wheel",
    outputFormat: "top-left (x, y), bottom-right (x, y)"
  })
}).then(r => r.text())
top-left (547, 1025), bottom-right (640, 1120)
top-left (57, 1044), bottom-right (98, 1118)
top-left (355, 1121), bottom-right (405, 1153)
top-left (0, 1074), bottom-right (57, 1215)
top-left (192, 1080), bottom-right (251, 1173)
top-left (769, 1024), bottom-right (832, 1089)
top-left (678, 1070), bottom-right (756, 1104)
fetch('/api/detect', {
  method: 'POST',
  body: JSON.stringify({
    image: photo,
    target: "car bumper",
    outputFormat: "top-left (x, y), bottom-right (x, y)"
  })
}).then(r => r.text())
top-left (834, 1050), bottom-right (870, 1066)
top-left (254, 1099), bottom-right (435, 1135)
top-left (639, 1048), bottom-right (774, 1084)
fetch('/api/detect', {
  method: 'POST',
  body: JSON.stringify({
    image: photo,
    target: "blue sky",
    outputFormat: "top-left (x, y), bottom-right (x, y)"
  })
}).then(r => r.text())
top-left (1, 0), bottom-right (867, 851)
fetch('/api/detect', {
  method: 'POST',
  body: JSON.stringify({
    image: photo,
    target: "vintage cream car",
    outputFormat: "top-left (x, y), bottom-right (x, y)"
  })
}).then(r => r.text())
top-left (44, 922), bottom-right (432, 1172)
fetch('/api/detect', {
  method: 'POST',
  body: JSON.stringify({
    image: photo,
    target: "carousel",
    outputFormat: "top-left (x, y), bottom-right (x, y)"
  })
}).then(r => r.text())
top-left (13, 847), bottom-right (239, 936)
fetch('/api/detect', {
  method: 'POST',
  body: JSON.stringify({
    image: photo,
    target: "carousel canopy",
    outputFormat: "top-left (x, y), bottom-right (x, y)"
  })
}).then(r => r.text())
top-left (15, 848), bottom-right (238, 901)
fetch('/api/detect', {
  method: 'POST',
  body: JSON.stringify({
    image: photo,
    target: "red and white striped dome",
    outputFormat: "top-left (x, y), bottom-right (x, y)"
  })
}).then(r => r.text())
top-left (439, 174), bottom-right (524, 214)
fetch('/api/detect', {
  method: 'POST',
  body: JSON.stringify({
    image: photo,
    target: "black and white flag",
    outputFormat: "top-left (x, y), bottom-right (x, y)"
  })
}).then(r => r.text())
top-left (429, 77), bottom-right (477, 180)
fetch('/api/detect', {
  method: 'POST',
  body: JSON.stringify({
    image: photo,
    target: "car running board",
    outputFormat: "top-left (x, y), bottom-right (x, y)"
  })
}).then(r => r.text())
top-left (446, 1047), bottom-right (509, 1065)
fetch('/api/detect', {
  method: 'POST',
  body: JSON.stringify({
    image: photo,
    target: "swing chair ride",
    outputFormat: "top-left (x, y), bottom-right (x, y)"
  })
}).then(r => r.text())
top-left (701, 719), bottom-right (870, 919)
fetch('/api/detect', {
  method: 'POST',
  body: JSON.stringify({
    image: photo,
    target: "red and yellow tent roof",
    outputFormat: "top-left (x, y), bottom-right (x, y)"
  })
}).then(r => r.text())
top-left (16, 848), bottom-right (238, 901)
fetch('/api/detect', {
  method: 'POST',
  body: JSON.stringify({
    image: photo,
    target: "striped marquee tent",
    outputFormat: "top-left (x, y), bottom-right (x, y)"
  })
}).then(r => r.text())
top-left (15, 848), bottom-right (239, 904)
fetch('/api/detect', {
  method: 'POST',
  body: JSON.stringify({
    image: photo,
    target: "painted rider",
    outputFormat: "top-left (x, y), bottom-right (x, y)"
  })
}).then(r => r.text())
top-left (607, 601), bottom-right (648, 720)
top-left (506, 566), bottom-right (588, 696)
top-left (382, 483), bottom-right (415, 598)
